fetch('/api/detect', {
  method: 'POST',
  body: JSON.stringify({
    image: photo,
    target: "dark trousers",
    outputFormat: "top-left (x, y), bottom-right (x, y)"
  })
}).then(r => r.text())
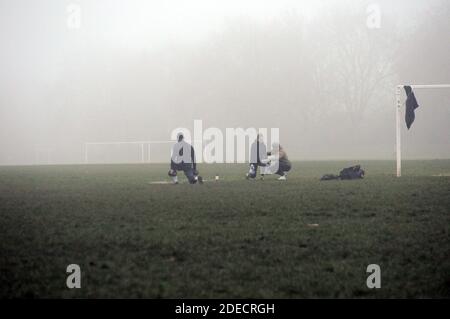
top-left (171, 161), bottom-right (197, 184)
top-left (275, 160), bottom-right (291, 176)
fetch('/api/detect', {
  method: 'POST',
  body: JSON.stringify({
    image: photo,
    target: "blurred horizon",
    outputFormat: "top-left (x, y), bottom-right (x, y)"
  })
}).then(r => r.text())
top-left (1, 0), bottom-right (449, 165)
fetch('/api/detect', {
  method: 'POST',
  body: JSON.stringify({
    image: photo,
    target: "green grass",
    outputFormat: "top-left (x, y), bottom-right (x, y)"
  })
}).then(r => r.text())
top-left (0, 160), bottom-right (449, 298)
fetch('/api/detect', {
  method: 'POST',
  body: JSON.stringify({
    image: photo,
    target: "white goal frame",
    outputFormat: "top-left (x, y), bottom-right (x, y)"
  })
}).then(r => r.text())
top-left (84, 141), bottom-right (173, 164)
top-left (396, 84), bottom-right (450, 177)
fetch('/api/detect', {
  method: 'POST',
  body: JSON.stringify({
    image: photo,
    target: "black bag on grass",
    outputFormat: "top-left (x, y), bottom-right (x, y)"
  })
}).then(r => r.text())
top-left (320, 174), bottom-right (340, 181)
top-left (320, 165), bottom-right (365, 181)
top-left (339, 165), bottom-right (365, 180)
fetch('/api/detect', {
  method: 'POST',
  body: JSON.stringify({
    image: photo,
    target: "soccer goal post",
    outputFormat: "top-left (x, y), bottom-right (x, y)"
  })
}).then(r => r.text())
top-left (395, 84), bottom-right (450, 177)
top-left (84, 141), bottom-right (174, 164)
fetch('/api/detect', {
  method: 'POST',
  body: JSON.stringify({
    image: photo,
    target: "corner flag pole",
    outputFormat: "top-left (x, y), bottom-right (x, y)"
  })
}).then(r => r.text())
top-left (396, 84), bottom-right (450, 177)
top-left (396, 86), bottom-right (402, 177)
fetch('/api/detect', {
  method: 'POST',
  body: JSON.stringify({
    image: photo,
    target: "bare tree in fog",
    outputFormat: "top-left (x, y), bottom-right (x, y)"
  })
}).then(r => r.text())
top-left (310, 3), bottom-right (398, 124)
top-left (396, 0), bottom-right (450, 83)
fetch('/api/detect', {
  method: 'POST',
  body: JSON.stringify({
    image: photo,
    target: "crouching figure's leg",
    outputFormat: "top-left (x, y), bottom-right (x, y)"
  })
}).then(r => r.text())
top-left (168, 161), bottom-right (183, 184)
top-left (276, 161), bottom-right (291, 180)
top-left (168, 169), bottom-right (179, 184)
top-left (183, 165), bottom-right (203, 184)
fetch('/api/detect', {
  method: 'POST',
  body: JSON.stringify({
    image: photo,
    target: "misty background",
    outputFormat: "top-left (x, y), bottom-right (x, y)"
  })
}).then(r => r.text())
top-left (0, 0), bottom-right (449, 165)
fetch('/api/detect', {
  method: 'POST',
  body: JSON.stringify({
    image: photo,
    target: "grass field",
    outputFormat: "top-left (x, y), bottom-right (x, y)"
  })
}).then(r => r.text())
top-left (0, 160), bottom-right (449, 298)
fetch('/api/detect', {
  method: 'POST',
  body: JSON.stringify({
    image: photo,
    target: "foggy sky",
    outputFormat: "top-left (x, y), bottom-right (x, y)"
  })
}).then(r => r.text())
top-left (1, 0), bottom-right (449, 165)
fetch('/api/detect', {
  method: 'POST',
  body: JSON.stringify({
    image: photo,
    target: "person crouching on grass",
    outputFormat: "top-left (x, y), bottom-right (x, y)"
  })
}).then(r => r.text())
top-left (262, 143), bottom-right (292, 180)
top-left (168, 133), bottom-right (203, 184)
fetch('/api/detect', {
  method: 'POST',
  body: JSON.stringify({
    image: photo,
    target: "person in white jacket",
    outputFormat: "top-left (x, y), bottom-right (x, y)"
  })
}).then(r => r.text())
top-left (262, 143), bottom-right (292, 180)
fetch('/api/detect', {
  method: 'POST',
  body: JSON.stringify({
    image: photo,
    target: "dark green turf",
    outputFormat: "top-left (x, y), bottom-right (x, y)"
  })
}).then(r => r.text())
top-left (0, 160), bottom-right (449, 298)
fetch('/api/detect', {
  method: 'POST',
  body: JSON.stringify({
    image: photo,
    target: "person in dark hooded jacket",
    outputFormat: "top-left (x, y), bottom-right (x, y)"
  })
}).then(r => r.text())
top-left (246, 133), bottom-right (269, 179)
top-left (168, 133), bottom-right (203, 184)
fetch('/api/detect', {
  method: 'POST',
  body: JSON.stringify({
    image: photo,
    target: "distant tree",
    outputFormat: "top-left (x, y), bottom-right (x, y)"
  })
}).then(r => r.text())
top-left (308, 2), bottom-right (399, 124)
top-left (396, 0), bottom-right (450, 84)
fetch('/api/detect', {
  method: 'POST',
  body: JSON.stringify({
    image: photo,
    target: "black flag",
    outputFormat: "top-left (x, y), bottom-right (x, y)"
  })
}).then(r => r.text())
top-left (404, 85), bottom-right (419, 129)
